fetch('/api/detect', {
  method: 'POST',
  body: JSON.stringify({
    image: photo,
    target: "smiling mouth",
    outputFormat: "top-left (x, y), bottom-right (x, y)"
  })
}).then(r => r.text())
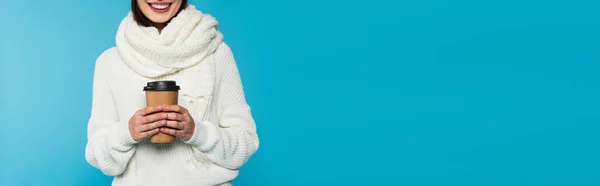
top-left (149, 2), bottom-right (172, 10)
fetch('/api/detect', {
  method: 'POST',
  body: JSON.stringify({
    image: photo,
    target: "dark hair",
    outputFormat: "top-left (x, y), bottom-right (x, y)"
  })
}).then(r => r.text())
top-left (131, 0), bottom-right (189, 27)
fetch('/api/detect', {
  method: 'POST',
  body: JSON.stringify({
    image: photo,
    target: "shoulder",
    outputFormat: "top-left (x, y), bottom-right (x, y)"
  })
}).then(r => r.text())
top-left (94, 47), bottom-right (120, 70)
top-left (215, 42), bottom-right (237, 75)
top-left (95, 47), bottom-right (119, 63)
top-left (213, 42), bottom-right (242, 81)
top-left (213, 42), bottom-right (238, 71)
top-left (214, 42), bottom-right (233, 59)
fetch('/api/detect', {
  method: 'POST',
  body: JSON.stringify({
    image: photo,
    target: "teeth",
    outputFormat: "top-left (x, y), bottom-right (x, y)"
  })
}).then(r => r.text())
top-left (151, 4), bottom-right (170, 10)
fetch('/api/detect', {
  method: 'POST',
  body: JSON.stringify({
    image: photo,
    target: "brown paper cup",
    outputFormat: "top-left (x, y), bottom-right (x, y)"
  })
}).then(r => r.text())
top-left (143, 81), bottom-right (180, 144)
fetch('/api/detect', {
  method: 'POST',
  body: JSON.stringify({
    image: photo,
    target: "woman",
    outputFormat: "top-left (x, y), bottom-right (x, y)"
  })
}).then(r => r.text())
top-left (84, 0), bottom-right (259, 185)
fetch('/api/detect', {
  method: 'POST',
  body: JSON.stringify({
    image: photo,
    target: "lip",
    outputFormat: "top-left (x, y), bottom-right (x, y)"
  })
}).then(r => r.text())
top-left (148, 2), bottom-right (172, 13)
top-left (148, 1), bottom-right (171, 5)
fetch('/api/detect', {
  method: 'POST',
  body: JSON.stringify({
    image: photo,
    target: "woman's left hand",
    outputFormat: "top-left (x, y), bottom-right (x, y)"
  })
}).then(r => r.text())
top-left (160, 105), bottom-right (196, 141)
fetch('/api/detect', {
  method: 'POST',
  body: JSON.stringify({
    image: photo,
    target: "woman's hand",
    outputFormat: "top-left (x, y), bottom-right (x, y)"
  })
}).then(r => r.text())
top-left (128, 105), bottom-right (168, 142)
top-left (160, 105), bottom-right (196, 141)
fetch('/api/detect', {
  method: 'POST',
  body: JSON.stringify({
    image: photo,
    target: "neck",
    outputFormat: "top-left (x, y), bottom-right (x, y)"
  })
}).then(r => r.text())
top-left (155, 23), bottom-right (166, 33)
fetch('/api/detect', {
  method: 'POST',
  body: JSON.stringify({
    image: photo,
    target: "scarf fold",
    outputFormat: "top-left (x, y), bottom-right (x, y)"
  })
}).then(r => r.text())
top-left (116, 5), bottom-right (224, 77)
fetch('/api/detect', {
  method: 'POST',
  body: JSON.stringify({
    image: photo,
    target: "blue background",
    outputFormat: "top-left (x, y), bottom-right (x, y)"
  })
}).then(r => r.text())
top-left (1, 0), bottom-right (599, 185)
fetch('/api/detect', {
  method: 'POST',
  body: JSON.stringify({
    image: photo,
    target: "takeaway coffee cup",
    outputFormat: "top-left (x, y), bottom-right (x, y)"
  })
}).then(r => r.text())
top-left (143, 81), bottom-right (180, 143)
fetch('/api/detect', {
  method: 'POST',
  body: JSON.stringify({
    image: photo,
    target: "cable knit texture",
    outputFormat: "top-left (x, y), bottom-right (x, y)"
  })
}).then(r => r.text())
top-left (85, 5), bottom-right (259, 186)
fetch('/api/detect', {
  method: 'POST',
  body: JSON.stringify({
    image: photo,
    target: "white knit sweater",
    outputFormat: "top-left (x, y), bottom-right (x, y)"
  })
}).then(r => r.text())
top-left (85, 6), bottom-right (259, 186)
top-left (85, 42), bottom-right (259, 186)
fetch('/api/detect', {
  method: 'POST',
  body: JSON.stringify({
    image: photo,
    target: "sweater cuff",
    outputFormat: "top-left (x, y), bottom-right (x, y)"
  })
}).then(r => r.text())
top-left (108, 121), bottom-right (138, 149)
top-left (185, 120), bottom-right (219, 151)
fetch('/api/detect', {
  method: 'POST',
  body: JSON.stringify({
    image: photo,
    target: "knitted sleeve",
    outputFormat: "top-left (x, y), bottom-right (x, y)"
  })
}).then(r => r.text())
top-left (85, 49), bottom-right (138, 176)
top-left (184, 43), bottom-right (260, 169)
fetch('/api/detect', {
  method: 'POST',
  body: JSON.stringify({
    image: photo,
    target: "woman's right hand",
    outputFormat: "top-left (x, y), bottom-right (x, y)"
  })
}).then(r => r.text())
top-left (129, 105), bottom-right (168, 142)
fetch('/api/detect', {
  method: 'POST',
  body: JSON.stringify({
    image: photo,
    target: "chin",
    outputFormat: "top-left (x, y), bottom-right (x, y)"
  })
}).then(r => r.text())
top-left (148, 16), bottom-right (172, 24)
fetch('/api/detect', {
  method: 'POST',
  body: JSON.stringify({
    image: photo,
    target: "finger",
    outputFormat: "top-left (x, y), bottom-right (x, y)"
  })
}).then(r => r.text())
top-left (139, 120), bottom-right (166, 132)
top-left (160, 127), bottom-right (185, 137)
top-left (163, 105), bottom-right (188, 114)
top-left (166, 112), bottom-right (186, 122)
top-left (139, 128), bottom-right (160, 139)
top-left (134, 108), bottom-right (147, 116)
top-left (141, 112), bottom-right (168, 124)
top-left (140, 105), bottom-right (164, 116)
top-left (165, 120), bottom-right (184, 130)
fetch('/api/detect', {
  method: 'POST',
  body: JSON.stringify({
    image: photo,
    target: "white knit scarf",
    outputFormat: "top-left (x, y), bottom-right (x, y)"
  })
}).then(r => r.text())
top-left (116, 5), bottom-right (224, 78)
